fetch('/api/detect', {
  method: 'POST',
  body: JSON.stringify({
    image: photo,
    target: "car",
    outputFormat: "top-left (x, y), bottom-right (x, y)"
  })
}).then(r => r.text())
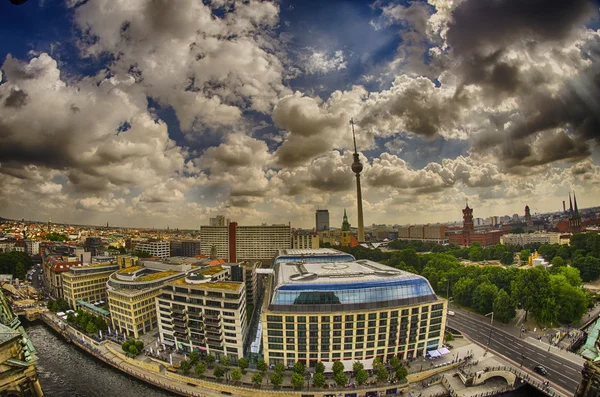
top-left (534, 365), bottom-right (547, 375)
top-left (447, 311), bottom-right (455, 316)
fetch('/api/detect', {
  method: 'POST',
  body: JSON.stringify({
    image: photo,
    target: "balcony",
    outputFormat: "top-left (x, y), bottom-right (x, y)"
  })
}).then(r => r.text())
top-left (204, 312), bottom-right (221, 320)
top-left (174, 324), bottom-right (187, 332)
top-left (173, 318), bottom-right (187, 326)
top-left (190, 337), bottom-right (205, 345)
top-left (207, 344), bottom-right (223, 351)
top-left (204, 317), bottom-right (221, 326)
top-left (171, 307), bottom-right (187, 315)
top-left (174, 331), bottom-right (188, 339)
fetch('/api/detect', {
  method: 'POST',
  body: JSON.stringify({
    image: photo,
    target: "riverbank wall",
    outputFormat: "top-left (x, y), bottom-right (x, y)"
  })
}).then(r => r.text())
top-left (39, 313), bottom-right (418, 397)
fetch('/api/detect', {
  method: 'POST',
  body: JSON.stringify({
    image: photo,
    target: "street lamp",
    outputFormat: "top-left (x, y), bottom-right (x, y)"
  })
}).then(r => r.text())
top-left (485, 312), bottom-right (494, 348)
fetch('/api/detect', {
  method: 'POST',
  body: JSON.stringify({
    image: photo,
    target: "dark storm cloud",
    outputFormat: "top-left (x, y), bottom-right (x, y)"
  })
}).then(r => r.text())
top-left (447, 0), bottom-right (595, 56)
top-left (4, 88), bottom-right (28, 108)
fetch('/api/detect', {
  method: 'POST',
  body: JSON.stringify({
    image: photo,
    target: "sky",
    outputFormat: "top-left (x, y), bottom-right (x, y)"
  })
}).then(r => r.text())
top-left (0, 0), bottom-right (599, 229)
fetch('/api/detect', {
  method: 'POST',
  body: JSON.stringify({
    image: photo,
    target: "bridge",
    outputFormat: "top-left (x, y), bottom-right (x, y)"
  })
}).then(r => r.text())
top-left (453, 365), bottom-right (567, 397)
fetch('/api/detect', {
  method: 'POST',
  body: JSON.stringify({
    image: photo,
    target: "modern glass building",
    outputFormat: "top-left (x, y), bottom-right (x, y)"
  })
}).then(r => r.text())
top-left (261, 250), bottom-right (446, 367)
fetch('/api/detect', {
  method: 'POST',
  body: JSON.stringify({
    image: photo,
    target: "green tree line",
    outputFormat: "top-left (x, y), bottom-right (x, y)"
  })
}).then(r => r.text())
top-left (0, 251), bottom-right (32, 280)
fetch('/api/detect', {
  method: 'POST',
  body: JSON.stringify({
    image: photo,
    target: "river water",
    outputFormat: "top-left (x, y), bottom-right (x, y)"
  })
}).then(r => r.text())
top-left (26, 322), bottom-right (546, 397)
top-left (26, 323), bottom-right (174, 397)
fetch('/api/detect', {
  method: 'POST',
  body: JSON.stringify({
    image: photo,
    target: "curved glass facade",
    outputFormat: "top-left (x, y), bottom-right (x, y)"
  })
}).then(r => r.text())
top-left (272, 277), bottom-right (435, 306)
top-left (273, 254), bottom-right (355, 265)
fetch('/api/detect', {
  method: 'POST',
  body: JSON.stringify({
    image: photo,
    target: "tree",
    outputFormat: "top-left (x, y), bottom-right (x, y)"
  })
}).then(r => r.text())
top-left (389, 356), bottom-right (401, 369)
top-left (512, 267), bottom-right (552, 321)
top-left (122, 340), bottom-right (130, 353)
top-left (128, 345), bottom-right (138, 356)
top-left (274, 362), bottom-right (285, 374)
top-left (332, 360), bottom-right (344, 375)
top-left (376, 365), bottom-right (389, 383)
top-left (312, 372), bottom-right (325, 387)
top-left (501, 252), bottom-right (514, 266)
top-left (520, 250), bottom-right (531, 264)
top-left (237, 357), bottom-right (249, 372)
top-left (66, 312), bottom-right (75, 324)
top-left (452, 277), bottom-right (475, 306)
top-left (256, 359), bottom-right (268, 373)
top-left (14, 262), bottom-right (26, 280)
top-left (213, 365), bottom-right (225, 380)
top-left (315, 361), bottom-right (325, 374)
top-left (334, 371), bottom-right (348, 387)
top-left (557, 266), bottom-right (583, 287)
top-left (551, 274), bottom-right (589, 324)
top-left (472, 282), bottom-right (499, 314)
top-left (188, 350), bottom-right (199, 364)
top-left (493, 289), bottom-right (516, 323)
top-left (85, 321), bottom-right (98, 334)
top-left (550, 256), bottom-right (566, 272)
top-left (134, 340), bottom-right (144, 351)
top-left (205, 354), bottom-right (216, 368)
top-left (251, 372), bottom-right (263, 386)
top-left (270, 371), bottom-right (283, 387)
top-left (195, 362), bottom-right (206, 377)
top-left (220, 355), bottom-right (231, 369)
top-left (469, 246), bottom-right (483, 262)
top-left (395, 366), bottom-right (408, 381)
top-left (572, 254), bottom-right (600, 282)
top-left (293, 361), bottom-right (305, 375)
top-left (291, 372), bottom-right (305, 389)
top-left (353, 361), bottom-right (364, 375)
top-left (230, 368), bottom-right (242, 383)
top-left (179, 360), bottom-right (191, 374)
top-left (356, 369), bottom-right (369, 385)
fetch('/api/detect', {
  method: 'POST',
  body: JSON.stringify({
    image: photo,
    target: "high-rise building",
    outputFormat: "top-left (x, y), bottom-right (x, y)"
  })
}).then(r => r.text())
top-left (200, 223), bottom-right (291, 262)
top-left (209, 215), bottom-right (230, 227)
top-left (262, 249), bottom-right (446, 367)
top-left (315, 209), bottom-right (330, 231)
top-left (350, 120), bottom-right (365, 242)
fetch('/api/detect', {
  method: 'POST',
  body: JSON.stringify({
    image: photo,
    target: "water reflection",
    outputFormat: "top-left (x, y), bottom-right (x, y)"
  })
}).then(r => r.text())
top-left (26, 323), bottom-right (174, 397)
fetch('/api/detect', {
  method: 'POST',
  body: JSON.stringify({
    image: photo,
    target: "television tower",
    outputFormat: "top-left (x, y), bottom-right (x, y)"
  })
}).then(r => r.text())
top-left (350, 119), bottom-right (365, 242)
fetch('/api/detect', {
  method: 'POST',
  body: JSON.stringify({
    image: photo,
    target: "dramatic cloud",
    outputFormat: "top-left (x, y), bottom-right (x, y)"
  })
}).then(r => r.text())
top-left (1, 0), bottom-right (600, 228)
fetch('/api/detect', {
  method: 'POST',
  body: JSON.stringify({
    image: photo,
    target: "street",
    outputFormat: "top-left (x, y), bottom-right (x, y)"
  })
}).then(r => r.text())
top-left (447, 308), bottom-right (583, 395)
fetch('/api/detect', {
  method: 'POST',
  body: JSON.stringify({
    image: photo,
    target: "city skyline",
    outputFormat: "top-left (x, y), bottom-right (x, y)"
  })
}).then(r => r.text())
top-left (1, 0), bottom-right (599, 229)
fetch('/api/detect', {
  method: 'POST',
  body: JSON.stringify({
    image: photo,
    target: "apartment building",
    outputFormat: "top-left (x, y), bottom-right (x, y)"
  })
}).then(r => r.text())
top-left (107, 260), bottom-right (188, 338)
top-left (292, 231), bottom-right (320, 250)
top-left (157, 265), bottom-right (247, 362)
top-left (200, 223), bottom-right (291, 262)
top-left (133, 241), bottom-right (170, 259)
top-left (62, 262), bottom-right (119, 309)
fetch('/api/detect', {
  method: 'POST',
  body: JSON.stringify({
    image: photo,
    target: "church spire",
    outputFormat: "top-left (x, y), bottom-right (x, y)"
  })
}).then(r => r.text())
top-left (569, 192), bottom-right (574, 216)
top-left (574, 192), bottom-right (579, 215)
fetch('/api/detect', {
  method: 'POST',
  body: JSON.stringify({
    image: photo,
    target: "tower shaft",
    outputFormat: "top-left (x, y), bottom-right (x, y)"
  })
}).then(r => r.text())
top-left (356, 173), bottom-right (365, 242)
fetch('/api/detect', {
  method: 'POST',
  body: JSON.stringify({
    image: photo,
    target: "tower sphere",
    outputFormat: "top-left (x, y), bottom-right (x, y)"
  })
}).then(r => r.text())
top-left (352, 161), bottom-right (363, 174)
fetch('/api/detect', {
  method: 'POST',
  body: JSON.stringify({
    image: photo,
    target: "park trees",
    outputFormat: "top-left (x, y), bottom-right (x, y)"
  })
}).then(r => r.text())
top-left (511, 267), bottom-right (551, 321)
top-left (195, 362), bottom-right (206, 377)
top-left (237, 357), bottom-right (249, 372)
top-left (356, 369), bottom-right (369, 385)
top-left (230, 368), bottom-right (242, 383)
top-left (251, 372), bottom-right (263, 386)
top-left (472, 282), bottom-right (499, 314)
top-left (493, 289), bottom-right (516, 323)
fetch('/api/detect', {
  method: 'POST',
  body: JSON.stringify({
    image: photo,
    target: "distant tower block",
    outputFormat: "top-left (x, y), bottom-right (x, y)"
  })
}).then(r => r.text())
top-left (350, 119), bottom-right (365, 242)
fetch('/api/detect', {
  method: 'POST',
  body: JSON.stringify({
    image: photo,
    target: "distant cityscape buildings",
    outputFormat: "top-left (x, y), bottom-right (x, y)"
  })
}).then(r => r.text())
top-left (315, 209), bottom-right (330, 231)
top-left (200, 223), bottom-right (291, 263)
top-left (209, 215), bottom-right (230, 227)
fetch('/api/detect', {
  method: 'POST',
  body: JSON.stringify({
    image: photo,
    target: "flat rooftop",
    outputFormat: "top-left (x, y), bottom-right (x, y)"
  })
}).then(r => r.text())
top-left (276, 259), bottom-right (418, 286)
top-left (277, 248), bottom-right (349, 256)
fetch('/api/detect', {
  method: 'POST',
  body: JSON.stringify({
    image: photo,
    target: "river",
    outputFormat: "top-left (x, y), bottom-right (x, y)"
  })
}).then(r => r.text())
top-left (26, 323), bottom-right (175, 397)
top-left (26, 322), bottom-right (546, 397)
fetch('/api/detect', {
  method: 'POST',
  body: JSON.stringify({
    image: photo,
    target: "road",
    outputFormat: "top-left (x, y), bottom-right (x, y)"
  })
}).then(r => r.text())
top-left (447, 308), bottom-right (582, 394)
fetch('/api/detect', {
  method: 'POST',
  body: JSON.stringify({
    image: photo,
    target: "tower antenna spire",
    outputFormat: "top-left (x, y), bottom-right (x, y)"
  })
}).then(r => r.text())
top-left (351, 118), bottom-right (358, 154)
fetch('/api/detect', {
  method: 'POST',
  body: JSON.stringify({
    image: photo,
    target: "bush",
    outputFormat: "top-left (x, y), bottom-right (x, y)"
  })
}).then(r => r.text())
top-left (230, 368), bottom-right (242, 382)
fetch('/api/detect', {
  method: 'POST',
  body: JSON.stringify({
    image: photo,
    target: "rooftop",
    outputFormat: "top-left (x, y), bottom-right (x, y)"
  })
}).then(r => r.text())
top-left (173, 278), bottom-right (241, 290)
top-left (117, 265), bottom-right (143, 274)
top-left (276, 259), bottom-right (415, 287)
top-left (277, 248), bottom-right (349, 256)
top-left (137, 270), bottom-right (179, 282)
top-left (199, 265), bottom-right (226, 276)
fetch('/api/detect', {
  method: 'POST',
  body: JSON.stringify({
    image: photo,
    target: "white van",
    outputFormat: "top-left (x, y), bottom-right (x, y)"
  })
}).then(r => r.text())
top-left (447, 311), bottom-right (455, 316)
